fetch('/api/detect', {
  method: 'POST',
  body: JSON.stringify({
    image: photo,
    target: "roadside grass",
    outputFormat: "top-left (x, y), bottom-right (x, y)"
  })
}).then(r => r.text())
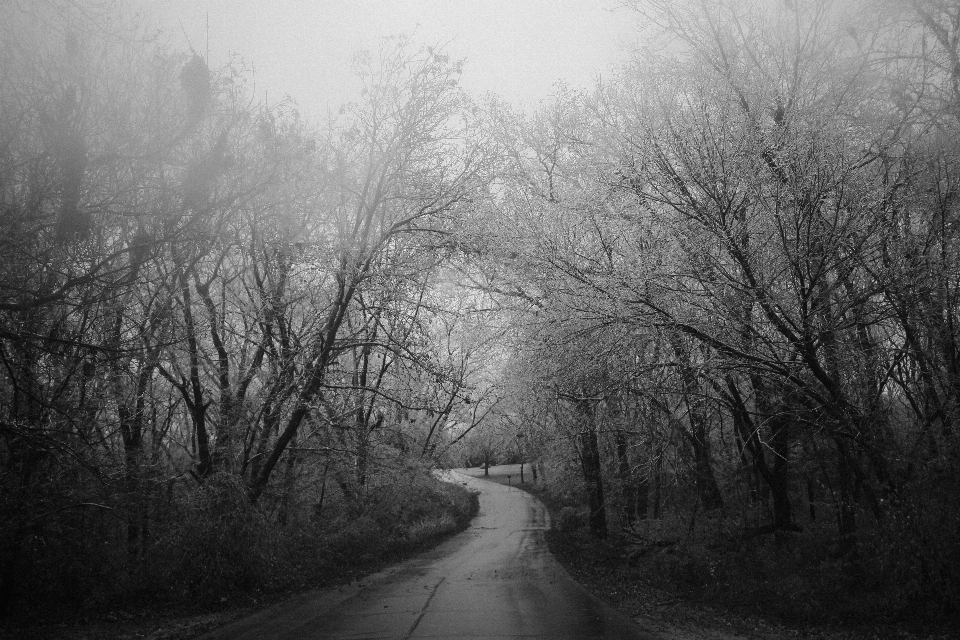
top-left (0, 471), bottom-right (479, 640)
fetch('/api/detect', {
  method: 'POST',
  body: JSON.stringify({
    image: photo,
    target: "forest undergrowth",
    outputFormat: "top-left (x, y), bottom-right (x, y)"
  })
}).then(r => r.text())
top-left (531, 479), bottom-right (958, 640)
top-left (0, 470), bottom-right (479, 640)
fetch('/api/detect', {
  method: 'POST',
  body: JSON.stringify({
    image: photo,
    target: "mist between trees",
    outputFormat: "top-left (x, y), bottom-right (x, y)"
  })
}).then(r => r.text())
top-left (1, 0), bottom-right (959, 629)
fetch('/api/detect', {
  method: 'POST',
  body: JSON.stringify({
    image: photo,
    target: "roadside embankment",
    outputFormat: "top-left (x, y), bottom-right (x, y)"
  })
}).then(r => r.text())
top-left (0, 469), bottom-right (479, 640)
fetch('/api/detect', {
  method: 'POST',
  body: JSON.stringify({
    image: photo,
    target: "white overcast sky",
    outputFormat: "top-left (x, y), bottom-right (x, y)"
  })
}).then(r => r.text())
top-left (131, 1), bottom-right (641, 118)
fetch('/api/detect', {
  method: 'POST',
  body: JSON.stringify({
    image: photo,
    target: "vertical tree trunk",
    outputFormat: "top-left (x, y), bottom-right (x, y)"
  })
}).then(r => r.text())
top-left (113, 305), bottom-right (157, 558)
top-left (194, 274), bottom-right (235, 474)
top-left (835, 441), bottom-right (858, 553)
top-left (807, 476), bottom-right (817, 522)
top-left (180, 276), bottom-right (213, 479)
top-left (278, 432), bottom-right (300, 526)
top-left (579, 427), bottom-right (607, 538)
top-left (673, 336), bottom-right (724, 510)
top-left (689, 429), bottom-right (725, 511)
top-left (635, 465), bottom-right (649, 521)
top-left (769, 417), bottom-right (793, 546)
top-left (315, 459), bottom-right (330, 519)
top-left (615, 430), bottom-right (637, 529)
top-left (727, 376), bottom-right (795, 536)
top-left (118, 403), bottom-right (144, 557)
top-left (653, 447), bottom-right (663, 520)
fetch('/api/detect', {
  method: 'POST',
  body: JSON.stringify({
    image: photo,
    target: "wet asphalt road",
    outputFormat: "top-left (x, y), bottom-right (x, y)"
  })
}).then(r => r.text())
top-left (200, 469), bottom-right (647, 639)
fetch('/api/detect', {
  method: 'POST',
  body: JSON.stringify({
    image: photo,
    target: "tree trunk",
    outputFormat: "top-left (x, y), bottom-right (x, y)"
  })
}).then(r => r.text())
top-left (835, 441), bottom-right (858, 554)
top-left (579, 428), bottom-right (607, 538)
top-left (673, 336), bottom-right (724, 510)
top-left (807, 476), bottom-right (817, 523)
top-left (726, 376), bottom-right (796, 536)
top-left (315, 459), bottom-right (330, 519)
top-left (636, 464), bottom-right (649, 521)
top-left (615, 430), bottom-right (637, 529)
top-left (690, 431), bottom-right (725, 511)
top-left (277, 433), bottom-right (298, 526)
top-left (180, 277), bottom-right (213, 480)
top-left (653, 448), bottom-right (662, 520)
top-left (769, 417), bottom-right (794, 546)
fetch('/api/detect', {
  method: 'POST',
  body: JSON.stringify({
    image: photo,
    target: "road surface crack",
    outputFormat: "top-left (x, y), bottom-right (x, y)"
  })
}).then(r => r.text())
top-left (403, 576), bottom-right (446, 639)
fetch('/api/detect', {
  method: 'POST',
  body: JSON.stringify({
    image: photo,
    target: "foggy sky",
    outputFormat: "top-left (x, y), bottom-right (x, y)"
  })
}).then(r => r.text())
top-left (132, 0), bottom-right (640, 117)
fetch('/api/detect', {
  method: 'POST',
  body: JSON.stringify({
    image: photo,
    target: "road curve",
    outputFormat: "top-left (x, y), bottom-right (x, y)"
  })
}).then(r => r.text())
top-left (200, 470), bottom-right (648, 639)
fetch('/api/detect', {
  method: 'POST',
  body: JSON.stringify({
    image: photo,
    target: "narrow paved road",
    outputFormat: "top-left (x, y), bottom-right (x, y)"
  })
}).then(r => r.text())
top-left (201, 470), bottom-right (647, 639)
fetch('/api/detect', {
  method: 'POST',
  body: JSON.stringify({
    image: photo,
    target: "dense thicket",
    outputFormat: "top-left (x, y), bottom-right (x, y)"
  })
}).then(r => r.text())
top-left (0, 3), bottom-right (491, 617)
top-left (466, 0), bottom-right (960, 624)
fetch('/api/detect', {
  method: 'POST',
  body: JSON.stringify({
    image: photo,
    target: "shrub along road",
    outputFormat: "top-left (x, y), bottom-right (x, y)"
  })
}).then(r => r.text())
top-left (197, 470), bottom-right (647, 639)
